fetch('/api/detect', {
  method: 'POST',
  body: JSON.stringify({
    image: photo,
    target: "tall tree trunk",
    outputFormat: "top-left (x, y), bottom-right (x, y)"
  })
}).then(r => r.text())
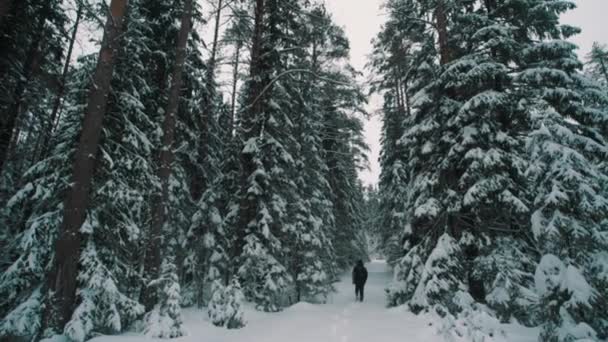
top-left (394, 75), bottom-right (403, 115)
top-left (43, 0), bottom-right (128, 333)
top-left (235, 0), bottom-right (266, 265)
top-left (404, 81), bottom-right (411, 117)
top-left (208, 0), bottom-right (222, 76)
top-left (143, 0), bottom-right (193, 312)
top-left (0, 1), bottom-right (50, 174)
top-left (435, 0), bottom-right (460, 237)
top-left (435, 0), bottom-right (451, 65)
top-left (230, 42), bottom-right (241, 132)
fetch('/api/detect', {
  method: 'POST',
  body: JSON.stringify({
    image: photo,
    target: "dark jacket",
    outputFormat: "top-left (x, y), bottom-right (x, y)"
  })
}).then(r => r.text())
top-left (352, 263), bottom-right (368, 285)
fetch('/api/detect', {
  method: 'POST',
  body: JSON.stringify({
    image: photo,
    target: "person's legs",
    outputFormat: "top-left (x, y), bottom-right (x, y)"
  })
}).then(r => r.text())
top-left (360, 284), bottom-right (365, 302)
top-left (355, 283), bottom-right (364, 301)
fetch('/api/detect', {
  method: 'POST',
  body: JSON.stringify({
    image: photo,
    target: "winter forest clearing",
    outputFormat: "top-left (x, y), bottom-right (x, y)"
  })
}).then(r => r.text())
top-left (1, 0), bottom-right (608, 342)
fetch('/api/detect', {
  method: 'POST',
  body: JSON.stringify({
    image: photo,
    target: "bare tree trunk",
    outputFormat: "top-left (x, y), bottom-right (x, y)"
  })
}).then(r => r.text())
top-left (208, 0), bottom-right (222, 75)
top-left (230, 42), bottom-right (241, 132)
top-left (143, 0), bottom-right (193, 312)
top-left (43, 0), bottom-right (128, 333)
top-left (435, 0), bottom-right (451, 65)
top-left (404, 81), bottom-right (411, 117)
top-left (394, 74), bottom-right (404, 115)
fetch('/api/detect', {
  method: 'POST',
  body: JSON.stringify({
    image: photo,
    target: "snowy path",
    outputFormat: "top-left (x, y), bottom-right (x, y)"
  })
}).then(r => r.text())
top-left (182, 260), bottom-right (438, 342)
top-left (93, 260), bottom-right (537, 342)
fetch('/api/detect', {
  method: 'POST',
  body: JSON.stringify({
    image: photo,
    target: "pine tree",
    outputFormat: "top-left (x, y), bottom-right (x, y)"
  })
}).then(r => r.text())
top-left (1, 0), bottom-right (208, 338)
top-left (142, 0), bottom-right (193, 316)
top-left (144, 259), bottom-right (184, 338)
top-left (381, 0), bottom-right (533, 317)
top-left (515, 1), bottom-right (608, 339)
top-left (43, 0), bottom-right (130, 334)
top-left (368, 0), bottom-right (432, 265)
top-left (525, 80), bottom-right (608, 341)
top-left (0, 57), bottom-right (94, 340)
top-left (377, 0), bottom-right (608, 340)
top-left (234, 0), bottom-right (299, 311)
top-left (208, 277), bottom-right (246, 329)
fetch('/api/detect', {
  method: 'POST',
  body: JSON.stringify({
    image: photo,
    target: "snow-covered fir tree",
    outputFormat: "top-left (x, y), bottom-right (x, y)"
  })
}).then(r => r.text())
top-left (144, 259), bottom-right (184, 338)
top-left (1, 0), bottom-right (208, 339)
top-left (522, 36), bottom-right (608, 342)
top-left (379, 0), bottom-right (608, 340)
top-left (233, 0), bottom-right (368, 311)
top-left (208, 277), bottom-right (246, 329)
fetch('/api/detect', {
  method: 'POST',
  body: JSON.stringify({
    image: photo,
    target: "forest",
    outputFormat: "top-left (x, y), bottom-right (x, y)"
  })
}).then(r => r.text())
top-left (0, 0), bottom-right (607, 342)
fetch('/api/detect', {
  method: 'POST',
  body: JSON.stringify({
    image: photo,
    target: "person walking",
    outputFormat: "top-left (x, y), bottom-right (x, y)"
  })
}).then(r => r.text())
top-left (352, 260), bottom-right (368, 302)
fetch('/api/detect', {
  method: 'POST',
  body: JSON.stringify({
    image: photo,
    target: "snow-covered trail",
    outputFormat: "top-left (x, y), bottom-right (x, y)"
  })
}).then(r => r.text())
top-left (92, 260), bottom-right (537, 342)
top-left (181, 259), bottom-right (437, 342)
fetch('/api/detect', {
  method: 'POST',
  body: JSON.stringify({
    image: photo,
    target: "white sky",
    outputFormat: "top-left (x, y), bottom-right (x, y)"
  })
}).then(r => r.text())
top-left (325, 0), bottom-right (608, 187)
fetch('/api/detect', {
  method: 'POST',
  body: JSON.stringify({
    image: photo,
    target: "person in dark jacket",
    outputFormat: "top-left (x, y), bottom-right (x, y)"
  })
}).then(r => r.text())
top-left (352, 260), bottom-right (368, 302)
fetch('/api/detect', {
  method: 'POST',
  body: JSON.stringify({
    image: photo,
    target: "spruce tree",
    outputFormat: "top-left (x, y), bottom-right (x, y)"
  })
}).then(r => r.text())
top-left (520, 20), bottom-right (608, 342)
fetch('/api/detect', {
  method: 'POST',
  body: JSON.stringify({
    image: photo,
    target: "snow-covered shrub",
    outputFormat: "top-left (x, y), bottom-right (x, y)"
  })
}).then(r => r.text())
top-left (434, 300), bottom-right (511, 342)
top-left (64, 241), bottom-right (144, 342)
top-left (208, 281), bottom-right (227, 326)
top-left (535, 254), bottom-right (598, 342)
top-left (410, 234), bottom-right (467, 315)
top-left (143, 259), bottom-right (184, 339)
top-left (588, 251), bottom-right (608, 338)
top-left (0, 287), bottom-right (43, 339)
top-left (386, 241), bottom-right (426, 307)
top-left (475, 237), bottom-right (538, 325)
top-left (238, 233), bottom-right (292, 312)
top-left (207, 277), bottom-right (246, 329)
top-left (527, 105), bottom-right (608, 339)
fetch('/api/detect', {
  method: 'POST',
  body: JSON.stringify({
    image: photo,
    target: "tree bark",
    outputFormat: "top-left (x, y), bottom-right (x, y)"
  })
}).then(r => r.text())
top-left (43, 0), bottom-right (128, 333)
top-left (404, 82), bottom-right (411, 117)
top-left (143, 0), bottom-right (192, 312)
top-left (230, 42), bottom-right (241, 132)
top-left (435, 0), bottom-right (451, 65)
top-left (208, 0), bottom-right (222, 75)
top-left (394, 73), bottom-right (404, 115)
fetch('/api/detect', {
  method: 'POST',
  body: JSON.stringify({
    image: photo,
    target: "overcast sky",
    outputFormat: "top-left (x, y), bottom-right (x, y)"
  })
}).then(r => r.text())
top-left (324, 0), bottom-right (608, 187)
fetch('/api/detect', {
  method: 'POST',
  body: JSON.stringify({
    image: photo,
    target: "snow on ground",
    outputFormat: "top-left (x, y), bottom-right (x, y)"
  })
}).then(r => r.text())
top-left (91, 260), bottom-right (538, 342)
